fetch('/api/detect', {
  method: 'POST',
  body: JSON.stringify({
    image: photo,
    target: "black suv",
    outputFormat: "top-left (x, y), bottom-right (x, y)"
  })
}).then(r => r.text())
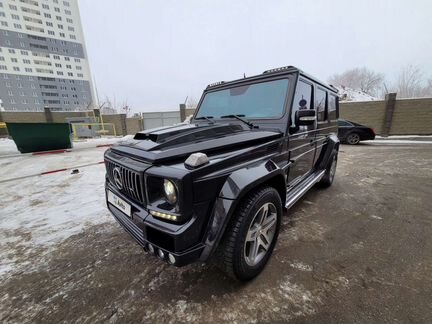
top-left (104, 66), bottom-right (339, 280)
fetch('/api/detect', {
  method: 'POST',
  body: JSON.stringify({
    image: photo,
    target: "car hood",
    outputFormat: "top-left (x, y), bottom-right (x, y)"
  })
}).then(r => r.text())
top-left (111, 122), bottom-right (283, 164)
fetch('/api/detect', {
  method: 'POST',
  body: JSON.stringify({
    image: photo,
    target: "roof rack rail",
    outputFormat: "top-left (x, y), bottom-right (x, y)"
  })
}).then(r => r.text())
top-left (262, 65), bottom-right (298, 74)
top-left (207, 81), bottom-right (225, 88)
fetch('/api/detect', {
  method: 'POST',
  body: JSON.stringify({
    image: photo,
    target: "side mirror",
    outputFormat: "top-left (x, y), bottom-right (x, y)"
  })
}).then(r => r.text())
top-left (295, 109), bottom-right (317, 126)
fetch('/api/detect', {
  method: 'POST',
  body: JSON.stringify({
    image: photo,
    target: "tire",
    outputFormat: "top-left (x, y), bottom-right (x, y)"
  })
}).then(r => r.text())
top-left (318, 151), bottom-right (338, 187)
top-left (215, 186), bottom-right (282, 281)
top-left (346, 132), bottom-right (360, 145)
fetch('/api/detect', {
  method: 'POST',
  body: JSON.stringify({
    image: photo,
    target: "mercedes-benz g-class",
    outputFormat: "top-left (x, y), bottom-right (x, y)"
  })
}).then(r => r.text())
top-left (104, 65), bottom-right (339, 280)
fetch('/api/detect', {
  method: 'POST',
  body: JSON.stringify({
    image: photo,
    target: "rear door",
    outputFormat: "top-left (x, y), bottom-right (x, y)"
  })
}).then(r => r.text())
top-left (287, 79), bottom-right (316, 183)
top-left (313, 86), bottom-right (328, 165)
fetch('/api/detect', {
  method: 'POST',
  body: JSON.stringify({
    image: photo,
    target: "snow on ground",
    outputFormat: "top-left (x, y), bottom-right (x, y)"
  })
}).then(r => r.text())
top-left (365, 140), bottom-right (432, 144)
top-left (335, 86), bottom-right (378, 102)
top-left (0, 140), bottom-right (116, 277)
top-left (0, 137), bottom-right (135, 181)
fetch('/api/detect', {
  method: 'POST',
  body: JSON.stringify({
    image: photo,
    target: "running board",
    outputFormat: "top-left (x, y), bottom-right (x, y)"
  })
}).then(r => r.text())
top-left (285, 170), bottom-right (326, 209)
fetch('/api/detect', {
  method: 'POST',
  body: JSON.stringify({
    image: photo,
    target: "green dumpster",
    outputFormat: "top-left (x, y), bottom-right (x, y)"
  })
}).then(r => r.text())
top-left (6, 123), bottom-right (73, 153)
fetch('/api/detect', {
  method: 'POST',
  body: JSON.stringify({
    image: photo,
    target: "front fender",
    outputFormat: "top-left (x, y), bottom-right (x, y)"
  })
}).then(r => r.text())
top-left (199, 159), bottom-right (286, 261)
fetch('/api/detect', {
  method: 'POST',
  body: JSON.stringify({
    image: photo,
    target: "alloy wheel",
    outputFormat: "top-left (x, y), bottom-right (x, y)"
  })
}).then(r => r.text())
top-left (244, 202), bottom-right (278, 266)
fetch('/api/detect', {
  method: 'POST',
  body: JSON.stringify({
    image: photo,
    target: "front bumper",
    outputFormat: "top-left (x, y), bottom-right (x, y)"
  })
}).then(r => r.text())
top-left (105, 182), bottom-right (206, 267)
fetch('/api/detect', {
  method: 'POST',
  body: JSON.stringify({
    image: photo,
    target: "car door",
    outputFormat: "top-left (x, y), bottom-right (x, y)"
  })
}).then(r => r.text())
top-left (313, 86), bottom-right (328, 165)
top-left (337, 119), bottom-right (353, 141)
top-left (287, 79), bottom-right (316, 183)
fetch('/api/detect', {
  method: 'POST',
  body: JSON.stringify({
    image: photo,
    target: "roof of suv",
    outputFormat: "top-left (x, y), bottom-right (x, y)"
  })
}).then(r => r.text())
top-left (206, 65), bottom-right (338, 94)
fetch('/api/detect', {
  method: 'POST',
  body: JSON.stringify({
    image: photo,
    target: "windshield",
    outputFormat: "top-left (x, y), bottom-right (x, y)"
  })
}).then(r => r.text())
top-left (195, 78), bottom-right (289, 120)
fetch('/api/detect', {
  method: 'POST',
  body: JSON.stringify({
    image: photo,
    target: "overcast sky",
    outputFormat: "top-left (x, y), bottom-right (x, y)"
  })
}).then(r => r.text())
top-left (78, 0), bottom-right (432, 112)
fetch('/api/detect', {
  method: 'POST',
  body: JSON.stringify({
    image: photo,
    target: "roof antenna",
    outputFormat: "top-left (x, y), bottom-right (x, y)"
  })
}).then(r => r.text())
top-left (243, 73), bottom-right (246, 78)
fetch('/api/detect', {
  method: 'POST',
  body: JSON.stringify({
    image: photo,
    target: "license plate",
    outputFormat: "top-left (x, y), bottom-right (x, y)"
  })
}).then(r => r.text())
top-left (108, 190), bottom-right (131, 217)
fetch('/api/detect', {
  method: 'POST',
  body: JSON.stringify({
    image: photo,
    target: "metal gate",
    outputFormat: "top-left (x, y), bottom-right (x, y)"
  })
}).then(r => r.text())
top-left (142, 111), bottom-right (180, 130)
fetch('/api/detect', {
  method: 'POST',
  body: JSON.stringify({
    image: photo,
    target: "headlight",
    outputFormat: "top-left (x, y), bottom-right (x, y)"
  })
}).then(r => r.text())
top-left (163, 179), bottom-right (177, 205)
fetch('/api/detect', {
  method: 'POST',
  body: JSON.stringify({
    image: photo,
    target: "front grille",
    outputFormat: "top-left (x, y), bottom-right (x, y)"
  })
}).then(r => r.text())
top-left (105, 159), bottom-right (146, 205)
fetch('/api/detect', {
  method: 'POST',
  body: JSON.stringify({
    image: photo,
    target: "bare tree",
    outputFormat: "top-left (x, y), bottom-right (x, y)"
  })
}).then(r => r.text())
top-left (328, 67), bottom-right (384, 97)
top-left (394, 65), bottom-right (424, 98)
top-left (100, 95), bottom-right (132, 115)
top-left (120, 100), bottom-right (131, 116)
top-left (187, 97), bottom-right (198, 109)
top-left (421, 78), bottom-right (432, 97)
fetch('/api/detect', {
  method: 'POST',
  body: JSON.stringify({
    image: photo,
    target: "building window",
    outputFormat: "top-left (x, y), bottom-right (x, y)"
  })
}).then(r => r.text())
top-left (57, 24), bottom-right (63, 29)
top-left (13, 67), bottom-right (20, 71)
top-left (9, 5), bottom-right (18, 10)
top-left (65, 9), bottom-right (71, 15)
top-left (0, 56), bottom-right (4, 61)
top-left (14, 23), bottom-right (22, 29)
top-left (21, 50), bottom-right (29, 55)
top-left (64, 57), bottom-right (70, 61)
top-left (8, 90), bottom-right (13, 95)
top-left (69, 34), bottom-right (76, 40)
top-left (1, 21), bottom-right (8, 27)
top-left (8, 49), bottom-right (15, 54)
top-left (66, 18), bottom-right (73, 23)
top-left (55, 63), bottom-right (61, 67)
top-left (46, 22), bottom-right (53, 27)
top-left (11, 58), bottom-right (18, 63)
top-left (44, 13), bottom-right (51, 18)
top-left (55, 7), bottom-right (60, 12)
top-left (56, 16), bottom-right (62, 21)
top-left (48, 30), bottom-right (55, 35)
top-left (68, 72), bottom-right (73, 76)
top-left (57, 71), bottom-right (64, 75)
top-left (11, 14), bottom-right (19, 19)
top-left (25, 68), bottom-right (33, 72)
top-left (59, 32), bottom-right (65, 37)
top-left (77, 73), bottom-right (83, 78)
top-left (23, 59), bottom-right (31, 64)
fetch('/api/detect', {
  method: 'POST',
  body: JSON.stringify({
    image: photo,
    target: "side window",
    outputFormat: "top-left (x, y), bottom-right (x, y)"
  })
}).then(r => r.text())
top-left (291, 80), bottom-right (312, 127)
top-left (328, 94), bottom-right (338, 120)
top-left (315, 88), bottom-right (327, 121)
top-left (337, 120), bottom-right (351, 126)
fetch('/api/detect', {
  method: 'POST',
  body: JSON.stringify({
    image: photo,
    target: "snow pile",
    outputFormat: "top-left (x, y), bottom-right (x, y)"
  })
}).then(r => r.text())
top-left (0, 140), bottom-right (115, 276)
top-left (336, 86), bottom-right (378, 102)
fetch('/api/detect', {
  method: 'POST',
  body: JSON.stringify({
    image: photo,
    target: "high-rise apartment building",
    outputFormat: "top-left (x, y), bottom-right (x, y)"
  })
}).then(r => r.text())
top-left (0, 0), bottom-right (95, 111)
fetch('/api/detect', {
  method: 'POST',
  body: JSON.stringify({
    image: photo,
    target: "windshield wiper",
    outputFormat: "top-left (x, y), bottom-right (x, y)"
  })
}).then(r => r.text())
top-left (194, 116), bottom-right (214, 124)
top-left (220, 114), bottom-right (257, 129)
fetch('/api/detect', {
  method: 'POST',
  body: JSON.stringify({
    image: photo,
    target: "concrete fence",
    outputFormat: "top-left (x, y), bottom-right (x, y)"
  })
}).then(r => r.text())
top-left (340, 96), bottom-right (432, 135)
top-left (1, 96), bottom-right (431, 137)
top-left (0, 109), bottom-right (143, 137)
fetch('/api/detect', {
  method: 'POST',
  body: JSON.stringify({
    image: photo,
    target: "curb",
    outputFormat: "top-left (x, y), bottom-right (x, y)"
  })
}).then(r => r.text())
top-left (0, 143), bottom-right (113, 159)
top-left (0, 161), bottom-right (105, 184)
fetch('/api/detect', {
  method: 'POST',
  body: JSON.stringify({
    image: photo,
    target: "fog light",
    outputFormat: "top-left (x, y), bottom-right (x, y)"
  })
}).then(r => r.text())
top-left (168, 253), bottom-right (176, 265)
top-left (158, 249), bottom-right (165, 259)
top-left (148, 244), bottom-right (154, 254)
